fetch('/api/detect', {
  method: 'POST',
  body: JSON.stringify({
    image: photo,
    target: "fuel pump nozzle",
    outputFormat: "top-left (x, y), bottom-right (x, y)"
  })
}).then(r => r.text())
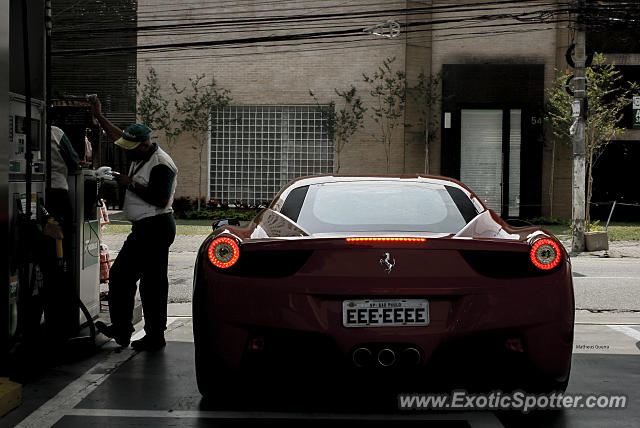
top-left (43, 217), bottom-right (64, 262)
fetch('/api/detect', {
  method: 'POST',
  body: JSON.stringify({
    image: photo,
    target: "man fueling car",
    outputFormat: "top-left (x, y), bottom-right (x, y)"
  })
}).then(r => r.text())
top-left (89, 96), bottom-right (178, 351)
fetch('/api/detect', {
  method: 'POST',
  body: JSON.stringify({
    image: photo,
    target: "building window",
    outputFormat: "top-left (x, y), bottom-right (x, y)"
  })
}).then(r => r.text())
top-left (210, 105), bottom-right (333, 204)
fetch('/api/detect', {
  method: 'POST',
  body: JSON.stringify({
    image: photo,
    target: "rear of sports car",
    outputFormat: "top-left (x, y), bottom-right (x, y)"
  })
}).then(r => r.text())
top-left (193, 177), bottom-right (574, 396)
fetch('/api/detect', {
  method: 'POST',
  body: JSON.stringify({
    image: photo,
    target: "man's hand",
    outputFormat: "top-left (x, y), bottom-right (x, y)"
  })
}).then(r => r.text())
top-left (89, 97), bottom-right (124, 142)
top-left (114, 173), bottom-right (133, 187)
top-left (89, 97), bottom-right (102, 118)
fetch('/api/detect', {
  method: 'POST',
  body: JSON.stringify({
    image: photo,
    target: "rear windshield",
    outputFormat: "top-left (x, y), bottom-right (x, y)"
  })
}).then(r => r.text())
top-left (289, 181), bottom-right (473, 234)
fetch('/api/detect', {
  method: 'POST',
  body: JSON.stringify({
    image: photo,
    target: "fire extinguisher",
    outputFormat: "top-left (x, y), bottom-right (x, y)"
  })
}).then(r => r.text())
top-left (100, 243), bottom-right (112, 283)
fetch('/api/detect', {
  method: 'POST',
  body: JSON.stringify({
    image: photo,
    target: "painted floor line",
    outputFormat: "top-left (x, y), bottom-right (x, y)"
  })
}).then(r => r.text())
top-left (572, 259), bottom-right (640, 263)
top-left (64, 408), bottom-right (504, 427)
top-left (14, 349), bottom-right (137, 428)
top-left (576, 322), bottom-right (640, 325)
top-left (573, 277), bottom-right (640, 280)
top-left (607, 325), bottom-right (640, 342)
top-left (16, 319), bottom-right (181, 428)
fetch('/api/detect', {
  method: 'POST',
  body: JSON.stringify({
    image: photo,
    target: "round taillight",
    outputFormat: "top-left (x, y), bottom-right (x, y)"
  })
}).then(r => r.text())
top-left (530, 238), bottom-right (562, 270)
top-left (208, 237), bottom-right (240, 269)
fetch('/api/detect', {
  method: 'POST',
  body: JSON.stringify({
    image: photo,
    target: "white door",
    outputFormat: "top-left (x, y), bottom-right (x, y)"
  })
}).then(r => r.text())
top-left (460, 110), bottom-right (503, 212)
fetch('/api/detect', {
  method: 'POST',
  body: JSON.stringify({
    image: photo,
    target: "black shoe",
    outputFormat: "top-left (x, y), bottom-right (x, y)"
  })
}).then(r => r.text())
top-left (95, 321), bottom-right (131, 347)
top-left (131, 335), bottom-right (166, 351)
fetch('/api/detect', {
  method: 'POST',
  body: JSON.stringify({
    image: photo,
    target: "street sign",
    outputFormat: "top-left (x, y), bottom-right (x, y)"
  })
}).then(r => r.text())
top-left (634, 96), bottom-right (640, 129)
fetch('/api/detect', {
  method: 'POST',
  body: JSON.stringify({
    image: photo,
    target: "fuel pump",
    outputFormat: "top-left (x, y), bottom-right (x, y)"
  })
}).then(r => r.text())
top-left (6, 0), bottom-right (106, 372)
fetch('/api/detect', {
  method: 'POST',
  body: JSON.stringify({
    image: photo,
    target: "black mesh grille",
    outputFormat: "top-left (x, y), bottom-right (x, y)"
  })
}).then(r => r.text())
top-left (216, 249), bottom-right (313, 278)
top-left (459, 250), bottom-right (560, 278)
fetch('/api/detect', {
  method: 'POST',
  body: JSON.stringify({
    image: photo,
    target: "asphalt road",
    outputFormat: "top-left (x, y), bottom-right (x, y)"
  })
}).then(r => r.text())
top-left (101, 233), bottom-right (640, 311)
top-left (572, 258), bottom-right (640, 311)
top-left (164, 253), bottom-right (640, 311)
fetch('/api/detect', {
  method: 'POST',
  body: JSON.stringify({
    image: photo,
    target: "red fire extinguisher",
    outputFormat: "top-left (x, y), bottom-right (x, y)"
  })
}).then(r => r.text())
top-left (100, 243), bottom-right (112, 283)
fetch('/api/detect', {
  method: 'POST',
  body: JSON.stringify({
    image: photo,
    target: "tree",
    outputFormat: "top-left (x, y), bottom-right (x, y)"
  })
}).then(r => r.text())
top-left (411, 70), bottom-right (444, 174)
top-left (363, 57), bottom-right (407, 173)
top-left (309, 86), bottom-right (366, 173)
top-left (173, 74), bottom-right (232, 210)
top-left (136, 67), bottom-right (181, 154)
top-left (546, 53), bottom-right (638, 228)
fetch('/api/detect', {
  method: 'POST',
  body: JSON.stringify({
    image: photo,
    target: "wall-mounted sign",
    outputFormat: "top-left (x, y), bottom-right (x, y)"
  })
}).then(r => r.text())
top-left (444, 112), bottom-right (451, 129)
top-left (633, 96), bottom-right (640, 129)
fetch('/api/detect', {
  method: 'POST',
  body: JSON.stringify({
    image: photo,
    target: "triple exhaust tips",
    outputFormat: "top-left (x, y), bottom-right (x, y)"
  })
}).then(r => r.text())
top-left (352, 346), bottom-right (421, 368)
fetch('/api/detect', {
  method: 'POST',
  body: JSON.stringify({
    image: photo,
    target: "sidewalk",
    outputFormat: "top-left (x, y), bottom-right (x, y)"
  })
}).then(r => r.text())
top-left (561, 240), bottom-right (640, 258)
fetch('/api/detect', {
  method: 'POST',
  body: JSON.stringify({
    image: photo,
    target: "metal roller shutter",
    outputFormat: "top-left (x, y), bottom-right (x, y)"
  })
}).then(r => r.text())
top-left (460, 110), bottom-right (503, 213)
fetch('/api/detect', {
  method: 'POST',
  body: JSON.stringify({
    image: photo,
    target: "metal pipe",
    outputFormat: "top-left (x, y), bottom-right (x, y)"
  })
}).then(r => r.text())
top-left (45, 0), bottom-right (51, 200)
top-left (605, 200), bottom-right (617, 232)
top-left (1, 0), bottom-right (10, 374)
top-left (352, 347), bottom-right (372, 367)
top-left (400, 347), bottom-right (421, 367)
top-left (377, 348), bottom-right (396, 367)
top-left (21, 0), bottom-right (32, 221)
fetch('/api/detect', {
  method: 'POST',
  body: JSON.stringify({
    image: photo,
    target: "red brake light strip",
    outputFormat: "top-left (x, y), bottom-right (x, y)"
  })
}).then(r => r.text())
top-left (346, 237), bottom-right (426, 242)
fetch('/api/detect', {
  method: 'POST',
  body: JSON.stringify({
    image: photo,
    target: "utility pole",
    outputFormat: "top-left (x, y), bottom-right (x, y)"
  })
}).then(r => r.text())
top-left (571, 0), bottom-right (587, 253)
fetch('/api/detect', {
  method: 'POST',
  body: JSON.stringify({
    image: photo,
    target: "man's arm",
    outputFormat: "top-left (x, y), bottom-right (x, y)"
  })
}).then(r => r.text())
top-left (89, 97), bottom-right (123, 142)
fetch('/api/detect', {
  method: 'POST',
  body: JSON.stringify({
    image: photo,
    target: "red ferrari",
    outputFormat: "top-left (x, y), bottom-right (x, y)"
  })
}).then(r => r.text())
top-left (192, 175), bottom-right (573, 397)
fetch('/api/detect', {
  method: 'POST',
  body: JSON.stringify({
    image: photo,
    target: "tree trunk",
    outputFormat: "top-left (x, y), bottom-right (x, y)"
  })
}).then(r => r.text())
top-left (197, 141), bottom-right (204, 211)
top-left (549, 139), bottom-right (556, 218)
top-left (385, 128), bottom-right (391, 173)
top-left (386, 139), bottom-right (390, 173)
top-left (585, 147), bottom-right (594, 229)
top-left (424, 127), bottom-right (430, 174)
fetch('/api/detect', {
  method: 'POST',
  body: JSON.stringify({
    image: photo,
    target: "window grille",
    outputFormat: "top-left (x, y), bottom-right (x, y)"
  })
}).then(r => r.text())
top-left (210, 105), bottom-right (333, 204)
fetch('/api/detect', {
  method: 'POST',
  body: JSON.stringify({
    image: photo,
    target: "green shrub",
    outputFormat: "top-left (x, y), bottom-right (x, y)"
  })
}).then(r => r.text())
top-left (527, 216), bottom-right (569, 226)
top-left (175, 208), bottom-right (259, 221)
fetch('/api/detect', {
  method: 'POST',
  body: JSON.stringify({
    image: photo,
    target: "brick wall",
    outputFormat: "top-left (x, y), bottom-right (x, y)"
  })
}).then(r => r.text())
top-left (138, 0), bottom-right (410, 201)
top-left (137, 0), bottom-right (579, 218)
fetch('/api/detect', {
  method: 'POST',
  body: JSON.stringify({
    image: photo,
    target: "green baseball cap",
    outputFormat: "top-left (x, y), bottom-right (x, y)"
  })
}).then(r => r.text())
top-left (115, 124), bottom-right (151, 150)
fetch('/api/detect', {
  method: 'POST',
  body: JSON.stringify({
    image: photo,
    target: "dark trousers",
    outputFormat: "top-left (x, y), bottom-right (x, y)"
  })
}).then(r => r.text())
top-left (109, 213), bottom-right (175, 339)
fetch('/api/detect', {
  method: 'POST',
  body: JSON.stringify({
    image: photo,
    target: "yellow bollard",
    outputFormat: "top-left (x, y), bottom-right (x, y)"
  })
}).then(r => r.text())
top-left (0, 377), bottom-right (22, 416)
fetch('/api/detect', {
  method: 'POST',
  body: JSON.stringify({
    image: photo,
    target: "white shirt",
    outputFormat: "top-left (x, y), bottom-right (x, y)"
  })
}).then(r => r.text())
top-left (123, 146), bottom-right (178, 222)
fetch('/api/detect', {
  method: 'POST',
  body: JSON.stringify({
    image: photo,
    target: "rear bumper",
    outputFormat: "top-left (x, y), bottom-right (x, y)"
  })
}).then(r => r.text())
top-left (193, 260), bottom-right (574, 382)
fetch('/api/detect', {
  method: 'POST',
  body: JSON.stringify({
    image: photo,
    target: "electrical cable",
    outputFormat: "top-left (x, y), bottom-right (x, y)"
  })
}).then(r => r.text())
top-left (52, 12), bottom-right (575, 56)
top-left (54, 1), bottom-right (572, 34)
top-left (49, 0), bottom-right (581, 63)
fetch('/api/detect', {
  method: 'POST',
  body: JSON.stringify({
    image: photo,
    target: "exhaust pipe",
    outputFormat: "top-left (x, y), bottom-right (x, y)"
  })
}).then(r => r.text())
top-left (352, 347), bottom-right (373, 367)
top-left (377, 348), bottom-right (396, 367)
top-left (400, 347), bottom-right (422, 367)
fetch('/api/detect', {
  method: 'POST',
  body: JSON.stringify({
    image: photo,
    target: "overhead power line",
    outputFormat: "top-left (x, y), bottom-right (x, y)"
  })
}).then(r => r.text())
top-left (53, 6), bottom-right (574, 56)
top-left (52, 0), bottom-right (640, 59)
top-left (53, 0), bottom-right (570, 33)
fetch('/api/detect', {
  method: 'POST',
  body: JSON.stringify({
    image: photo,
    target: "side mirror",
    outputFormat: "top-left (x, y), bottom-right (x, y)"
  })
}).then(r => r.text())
top-left (212, 218), bottom-right (240, 230)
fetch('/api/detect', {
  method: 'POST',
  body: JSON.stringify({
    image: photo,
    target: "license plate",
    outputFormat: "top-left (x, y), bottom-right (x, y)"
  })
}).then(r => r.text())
top-left (342, 299), bottom-right (429, 328)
